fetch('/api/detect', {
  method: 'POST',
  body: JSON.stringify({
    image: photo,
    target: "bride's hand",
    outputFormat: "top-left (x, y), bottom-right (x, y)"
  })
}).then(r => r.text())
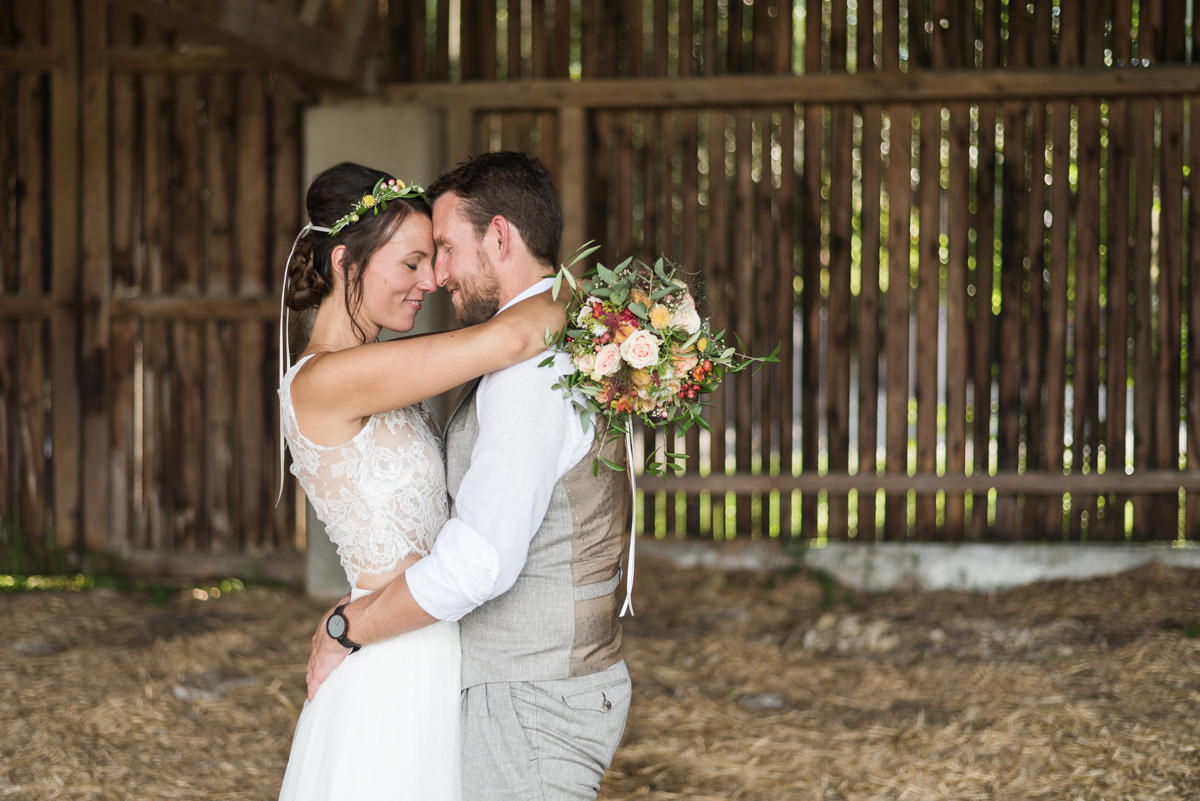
top-left (495, 288), bottom-right (568, 356)
top-left (307, 595), bottom-right (351, 701)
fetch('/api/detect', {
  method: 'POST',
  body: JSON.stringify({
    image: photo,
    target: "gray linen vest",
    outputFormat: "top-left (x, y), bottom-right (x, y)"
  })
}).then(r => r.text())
top-left (445, 380), bottom-right (630, 688)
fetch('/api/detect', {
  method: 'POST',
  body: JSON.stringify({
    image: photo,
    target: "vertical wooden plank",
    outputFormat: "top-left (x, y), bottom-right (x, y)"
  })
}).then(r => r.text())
top-left (14, 2), bottom-right (47, 543)
top-left (558, 107), bottom-right (588, 267)
top-left (732, 110), bottom-right (754, 535)
top-left (1044, 97), bottom-right (1070, 539)
top-left (140, 23), bottom-right (169, 551)
top-left (679, 0), bottom-right (695, 77)
top-left (826, 0), bottom-right (850, 540)
top-left (108, 9), bottom-right (136, 552)
top-left (856, 0), bottom-right (880, 540)
top-left (881, 0), bottom-right (908, 540)
top-left (996, 7), bottom-right (1028, 540)
top-left (1131, 125), bottom-right (1157, 532)
top-left (580, 0), bottom-right (598, 79)
top-left (913, 99), bottom-right (939, 541)
top-left (530, 0), bottom-right (546, 78)
top-left (800, 0), bottom-right (823, 538)
top-left (508, 0), bottom-right (523, 81)
top-left (626, 0), bottom-right (643, 77)
top-left (775, 0), bottom-right (794, 536)
top-left (172, 72), bottom-right (205, 551)
top-left (970, 0), bottom-right (1000, 539)
top-left (1187, 12), bottom-right (1200, 539)
top-left (675, 1), bottom-right (701, 536)
top-left (236, 73), bottom-right (269, 552)
top-left (776, 107), bottom-right (797, 537)
top-left (411, 0), bottom-right (428, 82)
top-left (204, 73), bottom-right (236, 553)
top-left (50, 0), bottom-right (81, 552)
top-left (1020, 0), bottom-right (1051, 537)
top-left (1154, 0), bottom-right (1185, 540)
top-left (936, 0), bottom-right (967, 539)
top-left (1072, 9), bottom-right (1104, 538)
top-left (435, 0), bottom-right (451, 80)
top-left (702, 0), bottom-right (717, 75)
top-left (271, 91), bottom-right (301, 550)
top-left (639, 108), bottom-right (660, 534)
top-left (915, 0), bottom-right (940, 539)
top-left (460, 0), bottom-right (479, 80)
top-left (1105, 0), bottom-right (1133, 539)
top-left (884, 101), bottom-right (912, 544)
top-left (553, 0), bottom-right (571, 78)
top-left (726, 0), bottom-right (742, 73)
top-left (0, 6), bottom-right (15, 545)
top-left (705, 109), bottom-right (729, 536)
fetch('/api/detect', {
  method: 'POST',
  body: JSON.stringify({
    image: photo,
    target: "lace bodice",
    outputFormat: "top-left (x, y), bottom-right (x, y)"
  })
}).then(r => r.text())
top-left (279, 354), bottom-right (449, 588)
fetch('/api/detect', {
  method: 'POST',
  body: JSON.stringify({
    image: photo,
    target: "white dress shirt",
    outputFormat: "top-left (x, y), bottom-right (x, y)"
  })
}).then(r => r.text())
top-left (405, 279), bottom-right (593, 621)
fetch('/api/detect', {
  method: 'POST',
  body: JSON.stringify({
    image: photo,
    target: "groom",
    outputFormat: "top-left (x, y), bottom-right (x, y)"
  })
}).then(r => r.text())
top-left (306, 151), bottom-right (633, 801)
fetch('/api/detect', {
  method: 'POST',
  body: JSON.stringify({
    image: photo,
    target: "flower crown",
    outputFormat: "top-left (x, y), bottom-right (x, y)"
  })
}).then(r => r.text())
top-left (327, 176), bottom-right (425, 236)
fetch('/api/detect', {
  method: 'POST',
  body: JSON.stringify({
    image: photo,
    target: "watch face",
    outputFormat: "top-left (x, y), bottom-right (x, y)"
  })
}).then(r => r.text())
top-left (326, 613), bottom-right (347, 639)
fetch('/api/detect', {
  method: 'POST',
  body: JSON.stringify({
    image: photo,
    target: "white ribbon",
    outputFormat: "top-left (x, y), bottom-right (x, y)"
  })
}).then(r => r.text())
top-left (618, 429), bottom-right (637, 617)
top-left (276, 223), bottom-right (331, 505)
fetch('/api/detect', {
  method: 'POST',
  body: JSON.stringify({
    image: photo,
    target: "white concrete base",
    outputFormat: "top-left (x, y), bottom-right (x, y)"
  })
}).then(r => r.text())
top-left (638, 538), bottom-right (1200, 593)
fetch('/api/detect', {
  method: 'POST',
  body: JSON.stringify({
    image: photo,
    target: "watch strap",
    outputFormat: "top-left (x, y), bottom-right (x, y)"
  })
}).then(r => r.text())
top-left (328, 603), bottom-right (362, 653)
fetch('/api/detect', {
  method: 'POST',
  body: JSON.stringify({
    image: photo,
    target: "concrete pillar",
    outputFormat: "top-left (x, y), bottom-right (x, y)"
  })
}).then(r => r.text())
top-left (300, 102), bottom-right (447, 599)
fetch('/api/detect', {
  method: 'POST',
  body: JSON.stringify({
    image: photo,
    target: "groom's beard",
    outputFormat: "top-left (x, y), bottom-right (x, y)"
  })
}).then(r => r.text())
top-left (454, 251), bottom-right (501, 326)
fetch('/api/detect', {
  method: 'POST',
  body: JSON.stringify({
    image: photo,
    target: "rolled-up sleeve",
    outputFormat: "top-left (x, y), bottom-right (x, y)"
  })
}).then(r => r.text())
top-left (406, 348), bottom-right (591, 622)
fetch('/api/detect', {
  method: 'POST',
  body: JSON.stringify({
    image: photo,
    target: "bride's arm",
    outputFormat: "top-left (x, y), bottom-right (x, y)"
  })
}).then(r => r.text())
top-left (294, 290), bottom-right (564, 422)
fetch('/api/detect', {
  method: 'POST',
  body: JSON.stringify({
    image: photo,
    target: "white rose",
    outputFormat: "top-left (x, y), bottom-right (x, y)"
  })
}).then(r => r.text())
top-left (620, 329), bottom-right (661, 369)
top-left (592, 343), bottom-right (621, 377)
top-left (671, 305), bottom-right (702, 334)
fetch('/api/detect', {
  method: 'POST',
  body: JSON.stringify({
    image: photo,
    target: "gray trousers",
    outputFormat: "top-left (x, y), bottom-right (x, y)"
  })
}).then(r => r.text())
top-left (461, 660), bottom-right (631, 801)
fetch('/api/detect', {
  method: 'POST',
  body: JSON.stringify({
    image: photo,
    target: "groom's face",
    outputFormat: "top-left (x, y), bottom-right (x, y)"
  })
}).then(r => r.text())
top-left (432, 193), bottom-right (500, 326)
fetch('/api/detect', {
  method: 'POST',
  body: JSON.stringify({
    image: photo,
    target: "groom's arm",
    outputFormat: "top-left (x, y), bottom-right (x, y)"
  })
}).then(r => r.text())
top-left (306, 353), bottom-right (590, 698)
top-left (405, 352), bottom-right (591, 618)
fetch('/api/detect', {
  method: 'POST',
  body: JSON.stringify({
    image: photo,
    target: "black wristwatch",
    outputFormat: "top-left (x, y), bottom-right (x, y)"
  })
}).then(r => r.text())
top-left (326, 603), bottom-right (362, 653)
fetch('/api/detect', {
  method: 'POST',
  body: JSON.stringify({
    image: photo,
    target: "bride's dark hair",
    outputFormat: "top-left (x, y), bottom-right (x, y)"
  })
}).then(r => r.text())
top-left (286, 162), bottom-right (432, 343)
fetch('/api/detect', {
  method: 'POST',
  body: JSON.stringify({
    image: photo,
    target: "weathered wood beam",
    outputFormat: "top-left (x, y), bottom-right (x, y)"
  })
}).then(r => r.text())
top-left (105, 45), bottom-right (258, 72)
top-left (0, 296), bottom-right (56, 317)
top-left (0, 49), bottom-right (59, 72)
top-left (382, 65), bottom-right (1200, 110)
top-left (107, 0), bottom-right (360, 86)
top-left (638, 471), bottom-right (1200, 495)
top-left (110, 296), bottom-right (280, 320)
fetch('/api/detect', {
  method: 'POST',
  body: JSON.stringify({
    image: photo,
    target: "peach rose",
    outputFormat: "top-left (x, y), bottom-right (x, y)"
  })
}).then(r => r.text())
top-left (620, 329), bottom-right (661, 369)
top-left (593, 343), bottom-right (621, 378)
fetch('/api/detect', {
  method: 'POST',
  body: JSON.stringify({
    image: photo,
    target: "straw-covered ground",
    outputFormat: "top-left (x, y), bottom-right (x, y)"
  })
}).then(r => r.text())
top-left (2, 546), bottom-right (1198, 800)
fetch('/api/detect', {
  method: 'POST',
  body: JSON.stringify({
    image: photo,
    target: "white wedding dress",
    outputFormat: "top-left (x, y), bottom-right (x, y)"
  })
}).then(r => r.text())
top-left (277, 354), bottom-right (461, 801)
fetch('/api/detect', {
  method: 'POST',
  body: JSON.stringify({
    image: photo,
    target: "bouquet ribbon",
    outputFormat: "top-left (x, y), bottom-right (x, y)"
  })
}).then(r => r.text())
top-left (619, 429), bottom-right (636, 617)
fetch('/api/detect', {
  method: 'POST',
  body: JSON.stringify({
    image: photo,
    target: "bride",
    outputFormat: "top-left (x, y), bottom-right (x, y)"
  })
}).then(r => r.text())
top-left (274, 161), bottom-right (562, 800)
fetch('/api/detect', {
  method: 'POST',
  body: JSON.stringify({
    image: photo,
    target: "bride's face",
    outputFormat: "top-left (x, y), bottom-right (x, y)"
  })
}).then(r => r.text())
top-left (356, 213), bottom-right (436, 335)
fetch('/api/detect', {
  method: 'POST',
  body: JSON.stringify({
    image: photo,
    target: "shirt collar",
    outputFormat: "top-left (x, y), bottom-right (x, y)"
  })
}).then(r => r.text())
top-left (497, 276), bottom-right (554, 314)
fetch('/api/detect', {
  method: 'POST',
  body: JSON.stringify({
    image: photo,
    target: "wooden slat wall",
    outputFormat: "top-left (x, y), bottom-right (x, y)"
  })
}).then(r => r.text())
top-left (4, 0), bottom-right (1200, 568)
top-left (395, 0), bottom-right (1199, 543)
top-left (0, 1), bottom-right (302, 569)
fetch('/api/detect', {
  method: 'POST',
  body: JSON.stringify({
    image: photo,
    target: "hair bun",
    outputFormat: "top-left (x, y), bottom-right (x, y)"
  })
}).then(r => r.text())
top-left (285, 234), bottom-right (331, 311)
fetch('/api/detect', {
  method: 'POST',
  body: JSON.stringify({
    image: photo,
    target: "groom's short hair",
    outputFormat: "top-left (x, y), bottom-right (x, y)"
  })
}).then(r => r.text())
top-left (427, 151), bottom-right (563, 266)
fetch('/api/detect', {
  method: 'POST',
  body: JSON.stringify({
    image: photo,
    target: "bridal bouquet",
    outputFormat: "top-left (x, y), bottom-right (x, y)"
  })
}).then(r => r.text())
top-left (545, 245), bottom-right (776, 475)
